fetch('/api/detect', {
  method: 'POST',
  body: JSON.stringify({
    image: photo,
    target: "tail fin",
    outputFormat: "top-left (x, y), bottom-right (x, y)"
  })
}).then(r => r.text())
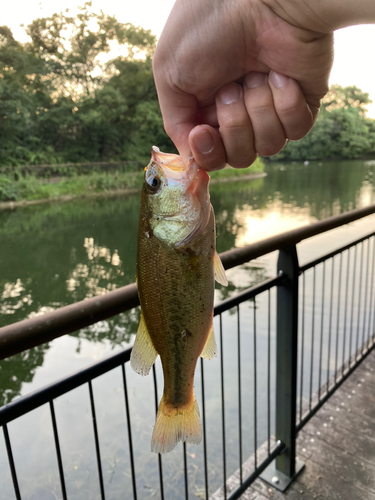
top-left (151, 394), bottom-right (202, 454)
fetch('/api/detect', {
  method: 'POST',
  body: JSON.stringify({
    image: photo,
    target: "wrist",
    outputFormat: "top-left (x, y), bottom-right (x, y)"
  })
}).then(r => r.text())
top-left (261, 0), bottom-right (375, 33)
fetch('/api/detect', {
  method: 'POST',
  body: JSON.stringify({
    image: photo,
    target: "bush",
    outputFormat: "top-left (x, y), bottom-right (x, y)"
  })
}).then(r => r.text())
top-left (0, 177), bottom-right (19, 201)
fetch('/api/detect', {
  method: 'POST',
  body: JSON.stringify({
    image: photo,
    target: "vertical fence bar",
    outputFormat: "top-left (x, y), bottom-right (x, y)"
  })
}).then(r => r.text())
top-left (219, 314), bottom-right (227, 500)
top-left (49, 400), bottom-right (67, 500)
top-left (299, 273), bottom-right (305, 422)
top-left (237, 304), bottom-right (243, 483)
top-left (367, 237), bottom-right (375, 348)
top-left (88, 381), bottom-right (105, 500)
top-left (275, 246), bottom-right (299, 478)
top-left (361, 239), bottom-right (371, 353)
top-left (200, 358), bottom-right (209, 500)
top-left (267, 291), bottom-right (271, 455)
top-left (3, 424), bottom-right (21, 500)
top-left (152, 365), bottom-right (165, 500)
top-left (121, 364), bottom-right (137, 500)
top-left (326, 257), bottom-right (335, 388)
top-left (183, 442), bottom-right (189, 500)
top-left (355, 242), bottom-right (364, 358)
top-left (334, 254), bottom-right (343, 380)
top-left (309, 267), bottom-right (316, 410)
top-left (342, 250), bottom-right (351, 374)
top-left (318, 262), bottom-right (326, 400)
top-left (253, 298), bottom-right (258, 470)
top-left (349, 245), bottom-right (358, 366)
top-left (371, 249), bottom-right (375, 346)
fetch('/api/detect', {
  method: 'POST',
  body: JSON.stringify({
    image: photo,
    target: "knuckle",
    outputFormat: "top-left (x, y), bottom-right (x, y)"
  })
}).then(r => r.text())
top-left (257, 141), bottom-right (285, 157)
top-left (287, 127), bottom-right (310, 141)
top-left (219, 113), bottom-right (247, 132)
top-left (276, 101), bottom-right (302, 118)
top-left (227, 151), bottom-right (257, 169)
top-left (248, 102), bottom-right (274, 117)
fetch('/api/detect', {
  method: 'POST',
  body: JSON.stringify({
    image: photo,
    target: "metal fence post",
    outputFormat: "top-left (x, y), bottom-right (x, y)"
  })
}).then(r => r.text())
top-left (260, 245), bottom-right (304, 491)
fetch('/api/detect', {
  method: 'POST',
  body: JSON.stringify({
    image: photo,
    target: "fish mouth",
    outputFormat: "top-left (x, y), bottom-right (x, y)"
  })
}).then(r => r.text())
top-left (151, 146), bottom-right (184, 171)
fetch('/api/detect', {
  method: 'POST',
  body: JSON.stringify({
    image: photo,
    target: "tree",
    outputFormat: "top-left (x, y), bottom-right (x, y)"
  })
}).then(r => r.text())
top-left (0, 4), bottom-right (171, 166)
top-left (0, 26), bottom-right (57, 165)
top-left (273, 85), bottom-right (375, 161)
top-left (26, 2), bottom-right (156, 97)
top-left (323, 84), bottom-right (371, 115)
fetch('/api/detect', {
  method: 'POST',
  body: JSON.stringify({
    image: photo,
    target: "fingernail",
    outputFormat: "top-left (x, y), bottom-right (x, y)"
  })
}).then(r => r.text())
top-left (194, 130), bottom-right (214, 154)
top-left (219, 84), bottom-right (241, 105)
top-left (269, 71), bottom-right (289, 89)
top-left (245, 72), bottom-right (266, 89)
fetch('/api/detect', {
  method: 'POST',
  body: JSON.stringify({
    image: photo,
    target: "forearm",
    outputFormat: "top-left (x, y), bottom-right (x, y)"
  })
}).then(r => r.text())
top-left (263, 0), bottom-right (375, 32)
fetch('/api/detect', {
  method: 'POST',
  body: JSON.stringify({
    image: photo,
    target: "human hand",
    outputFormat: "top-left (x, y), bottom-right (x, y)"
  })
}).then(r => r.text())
top-left (153, 0), bottom-right (335, 170)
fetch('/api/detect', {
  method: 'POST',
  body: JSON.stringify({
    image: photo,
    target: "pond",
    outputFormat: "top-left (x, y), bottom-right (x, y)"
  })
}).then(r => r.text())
top-left (1, 159), bottom-right (375, 499)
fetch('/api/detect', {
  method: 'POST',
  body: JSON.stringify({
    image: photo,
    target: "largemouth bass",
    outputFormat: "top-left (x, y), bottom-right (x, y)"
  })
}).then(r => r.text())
top-left (131, 147), bottom-right (227, 454)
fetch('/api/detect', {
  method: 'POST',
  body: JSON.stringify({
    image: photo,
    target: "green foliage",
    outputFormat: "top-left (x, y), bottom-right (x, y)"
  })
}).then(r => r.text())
top-left (0, 4), bottom-right (168, 167)
top-left (274, 85), bottom-right (375, 161)
top-left (0, 176), bottom-right (19, 200)
top-left (209, 156), bottom-right (264, 180)
top-left (0, 170), bottom-right (145, 202)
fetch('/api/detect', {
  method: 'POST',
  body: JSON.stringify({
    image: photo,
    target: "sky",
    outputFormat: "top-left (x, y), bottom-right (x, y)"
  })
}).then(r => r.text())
top-left (2, 0), bottom-right (375, 117)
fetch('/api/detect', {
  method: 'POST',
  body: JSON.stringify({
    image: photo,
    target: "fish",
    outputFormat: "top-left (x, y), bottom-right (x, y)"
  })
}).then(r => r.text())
top-left (130, 146), bottom-right (228, 454)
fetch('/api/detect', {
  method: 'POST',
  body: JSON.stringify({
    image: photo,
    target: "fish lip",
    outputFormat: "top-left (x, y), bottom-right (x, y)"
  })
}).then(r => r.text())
top-left (187, 161), bottom-right (210, 200)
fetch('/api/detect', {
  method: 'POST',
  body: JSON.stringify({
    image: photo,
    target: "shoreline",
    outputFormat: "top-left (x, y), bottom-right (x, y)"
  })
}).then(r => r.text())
top-left (0, 172), bottom-right (266, 211)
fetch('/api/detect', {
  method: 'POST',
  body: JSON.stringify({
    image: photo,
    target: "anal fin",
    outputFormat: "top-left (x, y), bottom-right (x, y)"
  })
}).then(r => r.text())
top-left (201, 323), bottom-right (217, 360)
top-left (214, 251), bottom-right (228, 286)
top-left (130, 313), bottom-right (158, 376)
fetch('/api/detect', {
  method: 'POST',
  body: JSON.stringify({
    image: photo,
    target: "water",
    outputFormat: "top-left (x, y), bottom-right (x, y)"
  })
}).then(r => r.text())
top-left (1, 159), bottom-right (375, 499)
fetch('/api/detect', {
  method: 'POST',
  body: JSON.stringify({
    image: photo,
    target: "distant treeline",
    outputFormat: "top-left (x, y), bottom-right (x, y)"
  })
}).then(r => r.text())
top-left (0, 3), bottom-right (374, 167)
top-left (275, 84), bottom-right (375, 161)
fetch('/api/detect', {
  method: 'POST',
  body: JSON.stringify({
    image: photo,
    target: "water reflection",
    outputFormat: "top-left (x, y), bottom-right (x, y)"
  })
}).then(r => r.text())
top-left (1, 279), bottom-right (33, 316)
top-left (66, 237), bottom-right (124, 298)
top-left (0, 159), bottom-right (374, 403)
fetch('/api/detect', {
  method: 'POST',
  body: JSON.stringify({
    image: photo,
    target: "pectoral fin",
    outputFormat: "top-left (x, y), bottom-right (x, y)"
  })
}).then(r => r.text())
top-left (130, 313), bottom-right (158, 376)
top-left (214, 251), bottom-right (228, 286)
top-left (201, 323), bottom-right (217, 360)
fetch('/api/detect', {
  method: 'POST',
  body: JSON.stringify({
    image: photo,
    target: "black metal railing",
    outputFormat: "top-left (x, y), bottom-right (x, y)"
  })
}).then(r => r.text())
top-left (1, 204), bottom-right (375, 500)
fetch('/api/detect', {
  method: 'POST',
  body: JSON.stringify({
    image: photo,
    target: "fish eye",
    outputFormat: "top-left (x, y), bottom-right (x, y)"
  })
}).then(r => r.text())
top-left (146, 175), bottom-right (162, 194)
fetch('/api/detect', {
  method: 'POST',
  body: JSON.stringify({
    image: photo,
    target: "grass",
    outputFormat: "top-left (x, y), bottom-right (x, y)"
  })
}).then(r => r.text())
top-left (209, 157), bottom-right (264, 181)
top-left (0, 171), bottom-right (144, 203)
top-left (0, 157), bottom-right (264, 204)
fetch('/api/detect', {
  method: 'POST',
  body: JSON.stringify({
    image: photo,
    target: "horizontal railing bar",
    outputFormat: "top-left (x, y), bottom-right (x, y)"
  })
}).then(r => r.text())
top-left (214, 276), bottom-right (283, 316)
top-left (227, 441), bottom-right (286, 500)
top-left (0, 283), bottom-right (139, 361)
top-left (296, 340), bottom-right (374, 433)
top-left (1, 204), bottom-right (375, 361)
top-left (0, 347), bottom-right (132, 426)
top-left (300, 230), bottom-right (375, 273)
